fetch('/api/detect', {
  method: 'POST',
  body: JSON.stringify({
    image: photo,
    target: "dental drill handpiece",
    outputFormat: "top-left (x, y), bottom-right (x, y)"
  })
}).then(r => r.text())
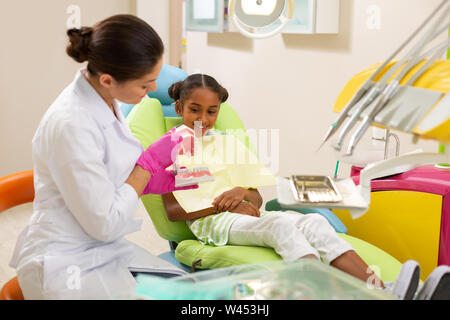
top-left (345, 81), bottom-right (399, 156)
top-left (333, 84), bottom-right (383, 151)
top-left (317, 0), bottom-right (449, 152)
top-left (345, 62), bottom-right (417, 157)
top-left (316, 84), bottom-right (370, 151)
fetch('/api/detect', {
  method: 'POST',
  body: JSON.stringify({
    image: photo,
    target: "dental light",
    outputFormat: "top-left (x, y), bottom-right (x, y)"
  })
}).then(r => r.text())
top-left (228, 0), bottom-right (295, 39)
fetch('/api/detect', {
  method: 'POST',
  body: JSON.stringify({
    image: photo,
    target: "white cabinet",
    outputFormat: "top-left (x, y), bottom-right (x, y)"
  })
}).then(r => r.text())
top-left (283, 0), bottom-right (340, 34)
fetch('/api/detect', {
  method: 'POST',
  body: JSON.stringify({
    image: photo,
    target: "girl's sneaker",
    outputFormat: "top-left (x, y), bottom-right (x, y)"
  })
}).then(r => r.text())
top-left (387, 260), bottom-right (421, 300)
top-left (416, 265), bottom-right (450, 300)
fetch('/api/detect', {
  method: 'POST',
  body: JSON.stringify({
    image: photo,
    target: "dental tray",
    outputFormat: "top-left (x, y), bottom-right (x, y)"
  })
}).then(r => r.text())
top-left (289, 175), bottom-right (343, 203)
top-left (175, 166), bottom-right (214, 188)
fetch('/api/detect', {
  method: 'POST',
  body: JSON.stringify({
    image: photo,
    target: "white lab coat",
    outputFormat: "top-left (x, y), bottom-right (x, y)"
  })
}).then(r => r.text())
top-left (9, 69), bottom-right (164, 299)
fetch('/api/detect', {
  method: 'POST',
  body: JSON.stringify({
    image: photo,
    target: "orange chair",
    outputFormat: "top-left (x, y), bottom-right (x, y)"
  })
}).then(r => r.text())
top-left (0, 170), bottom-right (34, 300)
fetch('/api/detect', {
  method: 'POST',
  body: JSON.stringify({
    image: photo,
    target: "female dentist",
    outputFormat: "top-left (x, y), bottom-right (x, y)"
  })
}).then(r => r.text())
top-left (9, 14), bottom-right (196, 300)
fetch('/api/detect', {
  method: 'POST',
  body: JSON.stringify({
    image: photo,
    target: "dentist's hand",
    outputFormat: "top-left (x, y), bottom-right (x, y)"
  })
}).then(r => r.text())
top-left (137, 130), bottom-right (198, 194)
top-left (142, 169), bottom-right (198, 195)
top-left (137, 129), bottom-right (181, 174)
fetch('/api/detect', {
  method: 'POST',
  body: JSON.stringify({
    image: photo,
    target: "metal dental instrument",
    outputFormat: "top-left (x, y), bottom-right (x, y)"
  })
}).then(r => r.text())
top-left (316, 80), bottom-right (371, 152)
top-left (345, 29), bottom-right (450, 156)
top-left (317, 0), bottom-right (449, 151)
top-left (333, 63), bottom-right (400, 151)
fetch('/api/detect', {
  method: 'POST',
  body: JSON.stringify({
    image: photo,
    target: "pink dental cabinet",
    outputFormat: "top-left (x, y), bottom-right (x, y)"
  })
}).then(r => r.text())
top-left (333, 165), bottom-right (450, 279)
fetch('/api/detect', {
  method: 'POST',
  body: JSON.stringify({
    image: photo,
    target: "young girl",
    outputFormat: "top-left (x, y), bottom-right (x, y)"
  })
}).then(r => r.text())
top-left (161, 73), bottom-right (423, 299)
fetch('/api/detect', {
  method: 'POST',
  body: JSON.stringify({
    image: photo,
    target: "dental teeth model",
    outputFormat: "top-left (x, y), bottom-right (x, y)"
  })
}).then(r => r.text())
top-left (175, 166), bottom-right (214, 188)
top-left (173, 123), bottom-right (214, 187)
top-left (174, 125), bottom-right (196, 157)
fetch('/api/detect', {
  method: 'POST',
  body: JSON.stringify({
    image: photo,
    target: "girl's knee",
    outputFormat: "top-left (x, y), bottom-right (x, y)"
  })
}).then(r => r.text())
top-left (273, 215), bottom-right (297, 230)
top-left (265, 216), bottom-right (297, 240)
top-left (304, 214), bottom-right (331, 229)
top-left (300, 213), bottom-right (337, 238)
top-left (309, 213), bottom-right (328, 223)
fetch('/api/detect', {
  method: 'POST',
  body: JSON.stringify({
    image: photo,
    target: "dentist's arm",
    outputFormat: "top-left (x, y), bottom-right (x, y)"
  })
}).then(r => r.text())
top-left (47, 118), bottom-right (143, 242)
top-left (126, 165), bottom-right (151, 196)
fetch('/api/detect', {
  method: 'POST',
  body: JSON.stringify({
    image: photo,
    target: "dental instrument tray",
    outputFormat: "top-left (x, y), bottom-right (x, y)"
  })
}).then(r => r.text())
top-left (289, 175), bottom-right (343, 203)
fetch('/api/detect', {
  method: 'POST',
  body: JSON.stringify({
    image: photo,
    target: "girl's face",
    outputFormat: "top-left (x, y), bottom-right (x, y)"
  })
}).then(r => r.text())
top-left (175, 87), bottom-right (221, 135)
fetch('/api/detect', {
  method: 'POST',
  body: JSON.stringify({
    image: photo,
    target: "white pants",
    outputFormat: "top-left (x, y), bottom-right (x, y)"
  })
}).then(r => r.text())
top-left (228, 211), bottom-right (353, 264)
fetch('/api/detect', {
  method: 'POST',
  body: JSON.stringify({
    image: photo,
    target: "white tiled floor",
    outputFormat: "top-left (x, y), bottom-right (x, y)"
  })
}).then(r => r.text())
top-left (0, 201), bottom-right (170, 288)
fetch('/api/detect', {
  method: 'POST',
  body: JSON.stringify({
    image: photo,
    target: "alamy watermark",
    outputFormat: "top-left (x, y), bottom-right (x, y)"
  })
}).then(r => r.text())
top-left (66, 4), bottom-right (81, 29)
top-left (366, 4), bottom-right (381, 30)
top-left (66, 265), bottom-right (81, 290)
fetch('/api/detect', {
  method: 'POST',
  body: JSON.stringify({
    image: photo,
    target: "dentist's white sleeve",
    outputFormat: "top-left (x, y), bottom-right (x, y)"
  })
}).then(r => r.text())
top-left (47, 118), bottom-right (141, 242)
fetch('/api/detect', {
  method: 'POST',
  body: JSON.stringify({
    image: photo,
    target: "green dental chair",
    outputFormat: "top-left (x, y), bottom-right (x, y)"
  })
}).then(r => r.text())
top-left (125, 65), bottom-right (403, 282)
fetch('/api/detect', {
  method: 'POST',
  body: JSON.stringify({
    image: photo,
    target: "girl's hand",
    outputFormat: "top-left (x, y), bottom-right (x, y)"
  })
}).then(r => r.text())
top-left (213, 187), bottom-right (247, 212)
top-left (229, 201), bottom-right (260, 217)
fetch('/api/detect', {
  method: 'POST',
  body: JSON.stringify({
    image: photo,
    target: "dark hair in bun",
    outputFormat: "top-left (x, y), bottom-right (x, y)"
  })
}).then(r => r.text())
top-left (66, 14), bottom-right (164, 82)
top-left (168, 74), bottom-right (228, 106)
top-left (167, 81), bottom-right (183, 101)
top-left (66, 27), bottom-right (93, 63)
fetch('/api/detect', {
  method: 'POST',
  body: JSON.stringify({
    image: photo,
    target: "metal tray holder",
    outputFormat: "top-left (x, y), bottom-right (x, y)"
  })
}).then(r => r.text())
top-left (290, 175), bottom-right (343, 203)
